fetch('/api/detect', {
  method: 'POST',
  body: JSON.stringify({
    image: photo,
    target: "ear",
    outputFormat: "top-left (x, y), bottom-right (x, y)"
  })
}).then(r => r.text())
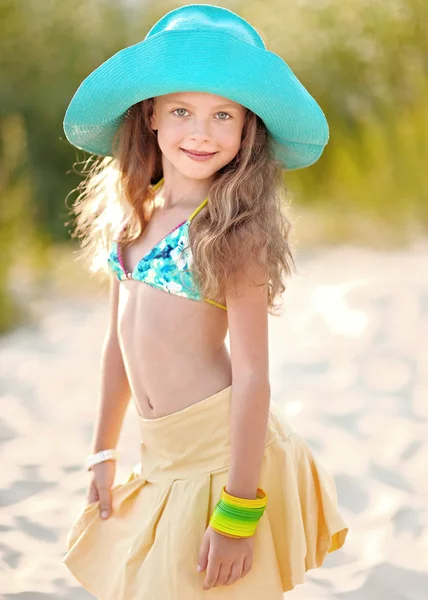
top-left (149, 106), bottom-right (157, 132)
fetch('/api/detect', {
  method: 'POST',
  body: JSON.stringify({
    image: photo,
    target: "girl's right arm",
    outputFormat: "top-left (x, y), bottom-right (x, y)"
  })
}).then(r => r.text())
top-left (91, 274), bottom-right (132, 455)
top-left (86, 275), bottom-right (131, 516)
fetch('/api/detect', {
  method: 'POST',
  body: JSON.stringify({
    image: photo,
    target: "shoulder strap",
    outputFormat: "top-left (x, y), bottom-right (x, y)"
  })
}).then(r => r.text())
top-left (151, 177), bottom-right (164, 191)
top-left (189, 197), bottom-right (208, 221)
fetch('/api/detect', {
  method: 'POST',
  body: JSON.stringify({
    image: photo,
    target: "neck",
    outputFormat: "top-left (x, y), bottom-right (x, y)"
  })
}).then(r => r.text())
top-left (159, 160), bottom-right (215, 209)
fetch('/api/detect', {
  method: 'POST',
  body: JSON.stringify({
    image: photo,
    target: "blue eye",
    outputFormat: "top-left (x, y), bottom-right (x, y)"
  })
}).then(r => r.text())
top-left (173, 108), bottom-right (189, 117)
top-left (172, 109), bottom-right (231, 120)
top-left (216, 112), bottom-right (231, 120)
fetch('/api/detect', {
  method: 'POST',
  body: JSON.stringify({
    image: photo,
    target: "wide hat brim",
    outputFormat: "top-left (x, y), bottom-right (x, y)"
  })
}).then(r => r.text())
top-left (63, 28), bottom-right (329, 170)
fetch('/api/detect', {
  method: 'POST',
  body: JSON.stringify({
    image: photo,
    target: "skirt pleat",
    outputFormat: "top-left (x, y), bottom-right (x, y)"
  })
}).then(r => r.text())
top-left (63, 385), bottom-right (348, 599)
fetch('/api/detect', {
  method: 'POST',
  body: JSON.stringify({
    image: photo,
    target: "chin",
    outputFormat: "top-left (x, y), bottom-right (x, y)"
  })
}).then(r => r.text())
top-left (176, 163), bottom-right (219, 180)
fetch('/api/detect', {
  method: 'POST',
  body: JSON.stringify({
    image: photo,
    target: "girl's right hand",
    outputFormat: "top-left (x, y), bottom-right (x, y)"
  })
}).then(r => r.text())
top-left (86, 460), bottom-right (117, 519)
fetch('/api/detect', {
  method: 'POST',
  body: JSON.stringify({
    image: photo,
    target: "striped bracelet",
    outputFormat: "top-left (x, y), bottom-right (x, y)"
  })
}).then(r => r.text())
top-left (209, 486), bottom-right (268, 538)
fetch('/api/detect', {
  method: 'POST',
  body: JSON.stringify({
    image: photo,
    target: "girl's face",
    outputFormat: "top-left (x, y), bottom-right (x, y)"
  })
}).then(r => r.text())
top-left (150, 92), bottom-right (247, 180)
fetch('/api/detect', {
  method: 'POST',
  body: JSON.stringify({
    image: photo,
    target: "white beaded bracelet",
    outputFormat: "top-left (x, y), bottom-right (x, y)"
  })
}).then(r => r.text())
top-left (86, 448), bottom-right (120, 471)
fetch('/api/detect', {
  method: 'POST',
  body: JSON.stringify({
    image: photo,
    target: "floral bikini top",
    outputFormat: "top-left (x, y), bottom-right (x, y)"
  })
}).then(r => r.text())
top-left (107, 178), bottom-right (227, 311)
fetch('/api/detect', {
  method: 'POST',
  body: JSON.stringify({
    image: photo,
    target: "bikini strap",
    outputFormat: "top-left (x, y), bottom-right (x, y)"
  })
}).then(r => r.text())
top-left (151, 177), bottom-right (164, 191)
top-left (189, 197), bottom-right (208, 221)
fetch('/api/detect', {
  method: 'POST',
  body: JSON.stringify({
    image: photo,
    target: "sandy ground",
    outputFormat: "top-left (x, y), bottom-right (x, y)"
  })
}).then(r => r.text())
top-left (1, 241), bottom-right (428, 599)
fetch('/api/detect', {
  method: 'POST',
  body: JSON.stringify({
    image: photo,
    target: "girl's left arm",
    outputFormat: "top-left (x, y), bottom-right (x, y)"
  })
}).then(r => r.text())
top-left (225, 254), bottom-right (271, 500)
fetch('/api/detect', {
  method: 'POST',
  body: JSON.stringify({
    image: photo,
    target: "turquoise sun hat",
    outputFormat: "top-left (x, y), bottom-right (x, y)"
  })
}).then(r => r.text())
top-left (63, 4), bottom-right (329, 170)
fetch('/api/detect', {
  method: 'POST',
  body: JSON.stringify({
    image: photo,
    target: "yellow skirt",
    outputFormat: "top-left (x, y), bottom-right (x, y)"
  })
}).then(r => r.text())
top-left (63, 385), bottom-right (348, 599)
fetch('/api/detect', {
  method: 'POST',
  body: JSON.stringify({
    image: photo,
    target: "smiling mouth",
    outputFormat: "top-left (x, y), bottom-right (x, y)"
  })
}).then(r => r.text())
top-left (181, 148), bottom-right (217, 156)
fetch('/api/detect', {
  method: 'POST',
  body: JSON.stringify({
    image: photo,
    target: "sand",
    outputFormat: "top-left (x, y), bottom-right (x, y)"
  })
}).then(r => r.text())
top-left (1, 241), bottom-right (427, 598)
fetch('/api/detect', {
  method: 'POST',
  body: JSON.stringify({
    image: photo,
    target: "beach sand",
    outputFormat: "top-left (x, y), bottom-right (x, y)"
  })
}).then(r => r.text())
top-left (1, 241), bottom-right (427, 598)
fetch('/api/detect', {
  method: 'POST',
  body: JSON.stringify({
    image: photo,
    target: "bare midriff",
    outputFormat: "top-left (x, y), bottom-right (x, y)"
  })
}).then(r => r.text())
top-left (117, 280), bottom-right (231, 419)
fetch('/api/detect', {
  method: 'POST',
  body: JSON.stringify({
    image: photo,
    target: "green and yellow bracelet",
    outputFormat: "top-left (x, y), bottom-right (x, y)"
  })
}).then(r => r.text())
top-left (209, 486), bottom-right (268, 538)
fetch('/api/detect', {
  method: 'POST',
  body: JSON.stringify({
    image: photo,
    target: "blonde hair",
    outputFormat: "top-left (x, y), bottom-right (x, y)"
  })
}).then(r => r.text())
top-left (67, 98), bottom-right (295, 314)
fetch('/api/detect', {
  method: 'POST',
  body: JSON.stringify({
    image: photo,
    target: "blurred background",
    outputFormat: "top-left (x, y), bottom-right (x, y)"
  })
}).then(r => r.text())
top-left (1, 0), bottom-right (427, 598)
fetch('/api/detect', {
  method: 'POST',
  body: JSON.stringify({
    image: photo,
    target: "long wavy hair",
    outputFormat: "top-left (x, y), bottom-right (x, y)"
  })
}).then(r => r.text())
top-left (67, 97), bottom-right (296, 314)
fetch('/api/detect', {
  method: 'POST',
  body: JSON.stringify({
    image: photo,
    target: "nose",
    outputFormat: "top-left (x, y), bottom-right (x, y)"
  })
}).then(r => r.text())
top-left (188, 117), bottom-right (211, 141)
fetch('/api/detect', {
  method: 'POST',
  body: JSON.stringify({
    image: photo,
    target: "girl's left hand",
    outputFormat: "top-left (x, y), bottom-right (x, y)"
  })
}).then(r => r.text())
top-left (197, 525), bottom-right (254, 590)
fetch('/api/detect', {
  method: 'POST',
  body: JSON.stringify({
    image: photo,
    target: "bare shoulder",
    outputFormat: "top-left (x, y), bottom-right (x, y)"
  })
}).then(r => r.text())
top-left (225, 248), bottom-right (269, 381)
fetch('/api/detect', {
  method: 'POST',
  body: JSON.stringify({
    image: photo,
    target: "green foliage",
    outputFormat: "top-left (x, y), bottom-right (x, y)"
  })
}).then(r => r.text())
top-left (240, 0), bottom-right (428, 237)
top-left (0, 114), bottom-right (34, 333)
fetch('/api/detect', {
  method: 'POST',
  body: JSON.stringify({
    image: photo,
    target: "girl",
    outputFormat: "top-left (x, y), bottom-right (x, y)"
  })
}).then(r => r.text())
top-left (62, 4), bottom-right (348, 599)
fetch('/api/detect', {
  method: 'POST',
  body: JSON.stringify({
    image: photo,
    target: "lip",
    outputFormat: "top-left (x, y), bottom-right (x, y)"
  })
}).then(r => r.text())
top-left (181, 148), bottom-right (217, 161)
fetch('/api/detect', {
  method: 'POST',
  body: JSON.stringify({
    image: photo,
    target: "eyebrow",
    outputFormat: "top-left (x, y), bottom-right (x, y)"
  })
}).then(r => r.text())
top-left (165, 99), bottom-right (239, 110)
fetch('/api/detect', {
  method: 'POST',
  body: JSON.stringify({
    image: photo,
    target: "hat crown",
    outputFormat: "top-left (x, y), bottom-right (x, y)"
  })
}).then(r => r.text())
top-left (145, 4), bottom-right (265, 49)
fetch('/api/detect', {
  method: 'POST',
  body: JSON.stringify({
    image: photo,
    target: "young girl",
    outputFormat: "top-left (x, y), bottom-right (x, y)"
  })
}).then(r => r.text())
top-left (62, 4), bottom-right (348, 599)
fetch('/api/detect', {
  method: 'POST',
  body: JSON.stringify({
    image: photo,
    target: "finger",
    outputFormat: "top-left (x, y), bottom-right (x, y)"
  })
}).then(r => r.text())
top-left (215, 561), bottom-right (234, 587)
top-left (86, 495), bottom-right (99, 505)
top-left (86, 490), bottom-right (99, 504)
top-left (86, 481), bottom-right (99, 504)
top-left (223, 560), bottom-right (244, 586)
top-left (241, 554), bottom-right (253, 578)
top-left (203, 550), bottom-right (221, 590)
top-left (98, 485), bottom-right (112, 519)
top-left (197, 530), bottom-right (210, 573)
